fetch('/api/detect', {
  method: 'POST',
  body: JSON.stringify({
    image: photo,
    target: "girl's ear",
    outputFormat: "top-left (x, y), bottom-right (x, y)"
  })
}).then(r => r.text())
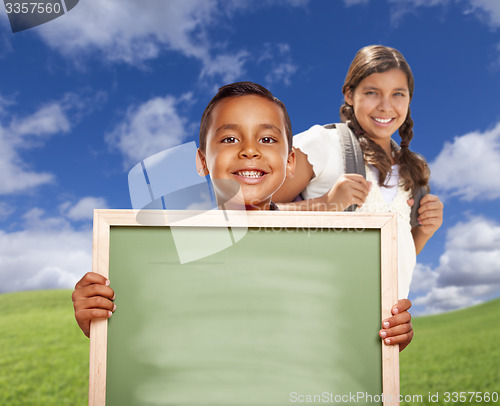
top-left (344, 89), bottom-right (354, 106)
top-left (196, 149), bottom-right (209, 177)
top-left (286, 148), bottom-right (296, 178)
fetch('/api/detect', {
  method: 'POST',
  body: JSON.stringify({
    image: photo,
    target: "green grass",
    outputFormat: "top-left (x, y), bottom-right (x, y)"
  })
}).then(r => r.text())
top-left (400, 298), bottom-right (500, 405)
top-left (0, 290), bottom-right (89, 406)
top-left (0, 290), bottom-right (498, 405)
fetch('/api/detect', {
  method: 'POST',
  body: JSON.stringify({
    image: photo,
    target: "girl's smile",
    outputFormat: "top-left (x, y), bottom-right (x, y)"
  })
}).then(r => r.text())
top-left (345, 68), bottom-right (410, 156)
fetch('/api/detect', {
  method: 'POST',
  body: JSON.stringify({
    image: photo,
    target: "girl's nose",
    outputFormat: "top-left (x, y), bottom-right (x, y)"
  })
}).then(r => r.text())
top-left (378, 96), bottom-right (393, 112)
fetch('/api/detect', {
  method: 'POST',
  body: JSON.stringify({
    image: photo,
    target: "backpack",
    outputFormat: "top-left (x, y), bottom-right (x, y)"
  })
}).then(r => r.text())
top-left (328, 123), bottom-right (427, 228)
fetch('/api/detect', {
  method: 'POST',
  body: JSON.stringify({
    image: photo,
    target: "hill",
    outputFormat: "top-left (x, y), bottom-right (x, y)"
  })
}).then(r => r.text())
top-left (0, 290), bottom-right (498, 405)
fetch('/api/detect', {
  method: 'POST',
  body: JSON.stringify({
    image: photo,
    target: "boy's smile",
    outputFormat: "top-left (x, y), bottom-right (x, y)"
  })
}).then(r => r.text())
top-left (197, 95), bottom-right (295, 210)
top-left (345, 69), bottom-right (410, 157)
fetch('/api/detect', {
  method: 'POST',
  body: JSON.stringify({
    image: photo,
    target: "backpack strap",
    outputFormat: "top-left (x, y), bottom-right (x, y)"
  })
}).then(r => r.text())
top-left (328, 123), bottom-right (365, 211)
top-left (410, 185), bottom-right (428, 228)
top-left (391, 142), bottom-right (429, 228)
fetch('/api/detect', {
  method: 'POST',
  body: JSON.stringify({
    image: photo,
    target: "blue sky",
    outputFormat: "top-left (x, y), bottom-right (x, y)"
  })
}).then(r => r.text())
top-left (0, 0), bottom-right (499, 315)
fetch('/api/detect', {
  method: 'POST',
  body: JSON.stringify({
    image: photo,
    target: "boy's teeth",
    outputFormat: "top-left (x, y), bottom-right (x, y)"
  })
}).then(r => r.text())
top-left (237, 170), bottom-right (264, 178)
top-left (374, 117), bottom-right (392, 124)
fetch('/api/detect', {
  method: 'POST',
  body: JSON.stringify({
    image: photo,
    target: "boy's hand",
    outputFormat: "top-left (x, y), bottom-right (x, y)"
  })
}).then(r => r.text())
top-left (379, 299), bottom-right (413, 352)
top-left (324, 174), bottom-right (372, 211)
top-left (72, 272), bottom-right (115, 338)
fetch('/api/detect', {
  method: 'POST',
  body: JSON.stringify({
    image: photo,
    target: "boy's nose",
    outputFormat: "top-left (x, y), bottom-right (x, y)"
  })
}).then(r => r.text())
top-left (239, 141), bottom-right (261, 158)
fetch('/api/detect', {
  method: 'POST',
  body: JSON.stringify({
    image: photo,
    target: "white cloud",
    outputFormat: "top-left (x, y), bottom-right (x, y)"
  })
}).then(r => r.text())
top-left (343, 0), bottom-right (370, 5)
top-left (0, 209), bottom-right (91, 294)
top-left (106, 94), bottom-right (195, 168)
top-left (200, 51), bottom-right (250, 84)
top-left (410, 216), bottom-right (500, 315)
top-left (34, 1), bottom-right (309, 83)
top-left (466, 0), bottom-right (500, 28)
top-left (437, 217), bottom-right (500, 286)
top-left (259, 43), bottom-right (298, 86)
top-left (385, 0), bottom-right (500, 28)
top-left (430, 122), bottom-right (500, 201)
top-left (35, 1), bottom-right (247, 80)
top-left (10, 103), bottom-right (71, 137)
top-left (0, 90), bottom-right (105, 195)
top-left (60, 196), bottom-right (109, 221)
top-left (0, 202), bottom-right (14, 218)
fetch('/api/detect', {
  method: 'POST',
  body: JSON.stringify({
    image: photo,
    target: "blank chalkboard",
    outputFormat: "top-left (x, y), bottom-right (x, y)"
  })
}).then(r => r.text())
top-left (89, 210), bottom-right (399, 406)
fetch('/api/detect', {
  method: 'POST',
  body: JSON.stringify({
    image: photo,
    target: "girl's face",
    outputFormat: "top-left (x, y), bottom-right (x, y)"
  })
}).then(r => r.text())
top-left (345, 68), bottom-right (410, 152)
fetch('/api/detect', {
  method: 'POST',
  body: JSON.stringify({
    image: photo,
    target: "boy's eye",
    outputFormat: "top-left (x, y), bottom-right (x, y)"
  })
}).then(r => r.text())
top-left (221, 137), bottom-right (239, 144)
top-left (260, 137), bottom-right (276, 144)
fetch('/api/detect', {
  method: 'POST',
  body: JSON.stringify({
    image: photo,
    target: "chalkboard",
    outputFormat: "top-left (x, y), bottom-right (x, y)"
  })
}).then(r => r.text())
top-left (89, 210), bottom-right (399, 406)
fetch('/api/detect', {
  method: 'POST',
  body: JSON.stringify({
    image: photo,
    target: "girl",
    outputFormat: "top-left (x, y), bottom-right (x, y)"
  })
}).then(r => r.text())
top-left (274, 44), bottom-right (443, 303)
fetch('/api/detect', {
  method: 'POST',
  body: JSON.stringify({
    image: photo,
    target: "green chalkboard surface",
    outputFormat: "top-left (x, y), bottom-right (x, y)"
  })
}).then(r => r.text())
top-left (89, 210), bottom-right (399, 406)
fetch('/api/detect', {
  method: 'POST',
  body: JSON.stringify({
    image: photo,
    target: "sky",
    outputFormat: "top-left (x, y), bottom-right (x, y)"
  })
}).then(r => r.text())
top-left (0, 0), bottom-right (499, 315)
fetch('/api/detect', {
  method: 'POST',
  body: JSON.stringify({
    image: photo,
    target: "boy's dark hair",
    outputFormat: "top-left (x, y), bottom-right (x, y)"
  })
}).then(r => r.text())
top-left (199, 81), bottom-right (293, 152)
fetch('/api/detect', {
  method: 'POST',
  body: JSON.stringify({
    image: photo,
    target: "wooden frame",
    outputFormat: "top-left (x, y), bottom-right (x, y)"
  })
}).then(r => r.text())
top-left (90, 209), bottom-right (399, 405)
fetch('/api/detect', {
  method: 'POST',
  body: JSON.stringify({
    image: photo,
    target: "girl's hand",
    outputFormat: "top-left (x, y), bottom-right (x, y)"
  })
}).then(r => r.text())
top-left (379, 299), bottom-right (413, 352)
top-left (325, 174), bottom-right (372, 211)
top-left (417, 194), bottom-right (444, 236)
top-left (410, 194), bottom-right (444, 254)
top-left (72, 272), bottom-right (115, 338)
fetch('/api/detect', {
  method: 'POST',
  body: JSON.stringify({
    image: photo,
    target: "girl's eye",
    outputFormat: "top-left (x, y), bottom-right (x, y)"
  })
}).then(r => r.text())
top-left (260, 137), bottom-right (276, 144)
top-left (221, 137), bottom-right (239, 144)
top-left (394, 92), bottom-right (406, 97)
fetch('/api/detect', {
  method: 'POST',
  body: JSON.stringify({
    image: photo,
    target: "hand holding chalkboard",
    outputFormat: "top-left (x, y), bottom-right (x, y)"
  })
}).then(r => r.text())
top-left (379, 299), bottom-right (413, 351)
top-left (72, 272), bottom-right (115, 338)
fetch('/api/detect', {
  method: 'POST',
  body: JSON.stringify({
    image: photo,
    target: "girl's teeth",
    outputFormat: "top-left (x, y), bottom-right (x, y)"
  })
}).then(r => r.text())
top-left (237, 171), bottom-right (263, 178)
top-left (374, 117), bottom-right (392, 124)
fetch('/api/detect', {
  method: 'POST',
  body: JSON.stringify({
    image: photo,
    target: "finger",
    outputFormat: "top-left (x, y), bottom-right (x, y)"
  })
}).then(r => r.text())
top-left (407, 198), bottom-right (414, 207)
top-left (350, 188), bottom-right (369, 204)
top-left (74, 272), bottom-right (109, 289)
top-left (382, 329), bottom-right (414, 346)
top-left (419, 194), bottom-right (439, 205)
top-left (418, 206), bottom-right (442, 219)
top-left (75, 296), bottom-right (116, 312)
top-left (419, 216), bottom-right (442, 227)
top-left (393, 299), bottom-right (412, 314)
top-left (418, 197), bottom-right (443, 215)
top-left (72, 284), bottom-right (115, 302)
top-left (382, 311), bottom-right (411, 329)
top-left (380, 320), bottom-right (412, 339)
top-left (344, 174), bottom-right (372, 191)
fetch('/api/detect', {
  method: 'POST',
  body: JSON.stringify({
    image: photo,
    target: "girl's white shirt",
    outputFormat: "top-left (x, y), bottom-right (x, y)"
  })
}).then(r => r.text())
top-left (293, 124), bottom-right (416, 299)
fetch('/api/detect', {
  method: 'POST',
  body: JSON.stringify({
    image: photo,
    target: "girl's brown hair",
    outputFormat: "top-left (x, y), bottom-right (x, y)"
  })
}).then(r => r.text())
top-left (339, 45), bottom-right (430, 196)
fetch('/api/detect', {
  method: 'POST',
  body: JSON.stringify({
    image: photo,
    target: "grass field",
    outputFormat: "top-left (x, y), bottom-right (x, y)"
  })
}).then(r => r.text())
top-left (0, 290), bottom-right (498, 405)
top-left (400, 298), bottom-right (500, 405)
top-left (0, 290), bottom-right (88, 406)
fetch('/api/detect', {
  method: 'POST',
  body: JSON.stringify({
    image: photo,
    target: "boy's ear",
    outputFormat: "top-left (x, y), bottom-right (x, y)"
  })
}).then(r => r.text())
top-left (344, 89), bottom-right (354, 106)
top-left (286, 148), bottom-right (296, 179)
top-left (196, 149), bottom-right (209, 177)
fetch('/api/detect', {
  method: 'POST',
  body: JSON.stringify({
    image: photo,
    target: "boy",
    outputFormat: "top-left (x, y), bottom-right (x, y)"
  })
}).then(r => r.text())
top-left (72, 82), bottom-right (413, 350)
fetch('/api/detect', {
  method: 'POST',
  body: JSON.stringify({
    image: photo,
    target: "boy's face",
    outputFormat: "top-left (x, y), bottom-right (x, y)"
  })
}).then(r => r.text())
top-left (197, 95), bottom-right (295, 210)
